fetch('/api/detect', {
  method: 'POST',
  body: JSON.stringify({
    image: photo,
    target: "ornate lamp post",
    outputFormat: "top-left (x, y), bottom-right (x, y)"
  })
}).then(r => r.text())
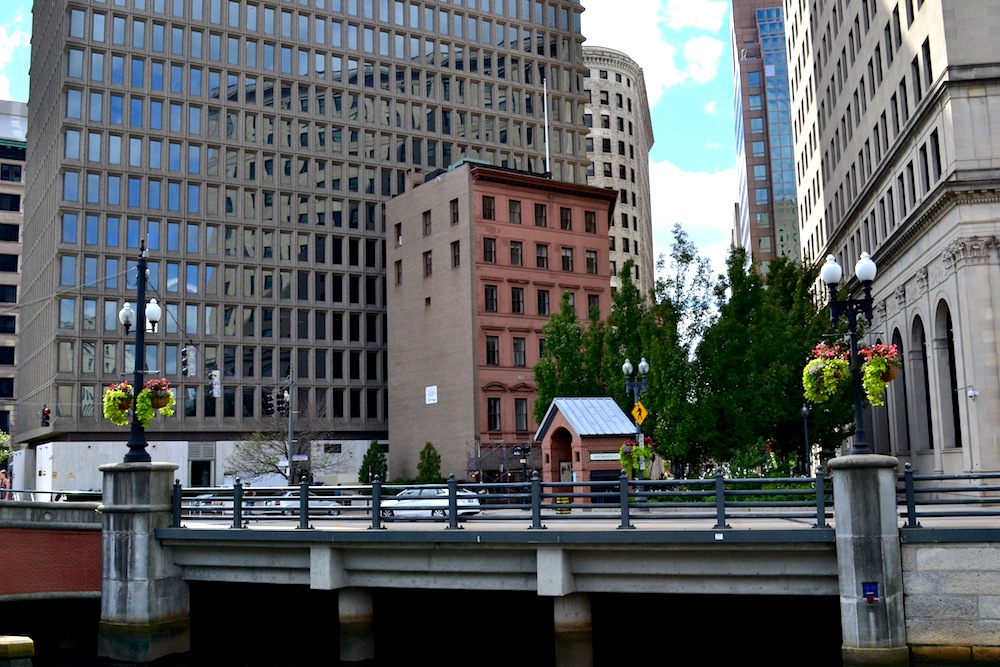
top-left (622, 357), bottom-right (650, 477)
top-left (820, 252), bottom-right (877, 455)
top-left (118, 241), bottom-right (162, 463)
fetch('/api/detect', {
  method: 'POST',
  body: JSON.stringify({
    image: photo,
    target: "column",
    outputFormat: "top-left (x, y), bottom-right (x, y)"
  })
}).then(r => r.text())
top-left (829, 454), bottom-right (908, 666)
top-left (98, 462), bottom-right (190, 664)
top-left (339, 587), bottom-right (374, 665)
top-left (553, 593), bottom-right (592, 667)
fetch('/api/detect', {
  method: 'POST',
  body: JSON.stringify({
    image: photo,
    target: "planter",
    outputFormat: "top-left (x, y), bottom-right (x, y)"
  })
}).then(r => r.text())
top-left (151, 395), bottom-right (170, 409)
top-left (881, 365), bottom-right (899, 382)
top-left (118, 398), bottom-right (132, 411)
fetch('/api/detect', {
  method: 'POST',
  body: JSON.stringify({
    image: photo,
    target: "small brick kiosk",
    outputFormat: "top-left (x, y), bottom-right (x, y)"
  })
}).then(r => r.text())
top-left (534, 397), bottom-right (637, 494)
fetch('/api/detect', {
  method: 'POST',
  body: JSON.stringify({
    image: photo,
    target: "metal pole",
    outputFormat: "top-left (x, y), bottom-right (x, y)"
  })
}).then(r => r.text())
top-left (847, 309), bottom-right (872, 454)
top-left (124, 241), bottom-right (150, 463)
top-left (802, 405), bottom-right (810, 476)
top-left (287, 364), bottom-right (294, 482)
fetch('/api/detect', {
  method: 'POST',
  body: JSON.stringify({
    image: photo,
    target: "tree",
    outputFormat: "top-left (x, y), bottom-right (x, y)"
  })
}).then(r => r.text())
top-left (533, 291), bottom-right (607, 422)
top-left (226, 405), bottom-right (349, 483)
top-left (416, 442), bottom-right (443, 483)
top-left (691, 249), bottom-right (853, 474)
top-left (359, 440), bottom-right (387, 484)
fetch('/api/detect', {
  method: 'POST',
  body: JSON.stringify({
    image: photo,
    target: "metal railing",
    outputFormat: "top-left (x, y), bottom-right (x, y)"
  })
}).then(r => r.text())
top-left (898, 462), bottom-right (1000, 528)
top-left (170, 468), bottom-right (834, 530)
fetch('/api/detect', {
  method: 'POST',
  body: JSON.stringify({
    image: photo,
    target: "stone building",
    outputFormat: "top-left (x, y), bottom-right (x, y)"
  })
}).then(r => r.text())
top-left (785, 0), bottom-right (1000, 473)
top-left (582, 46), bottom-right (655, 295)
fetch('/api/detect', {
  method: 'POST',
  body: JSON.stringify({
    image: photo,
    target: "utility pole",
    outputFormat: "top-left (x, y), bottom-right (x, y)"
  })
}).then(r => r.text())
top-left (287, 364), bottom-right (294, 483)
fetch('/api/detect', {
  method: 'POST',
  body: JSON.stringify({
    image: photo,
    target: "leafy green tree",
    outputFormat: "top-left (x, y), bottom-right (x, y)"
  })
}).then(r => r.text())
top-left (416, 442), bottom-right (443, 483)
top-left (533, 291), bottom-right (606, 422)
top-left (691, 248), bottom-right (852, 474)
top-left (359, 440), bottom-right (387, 483)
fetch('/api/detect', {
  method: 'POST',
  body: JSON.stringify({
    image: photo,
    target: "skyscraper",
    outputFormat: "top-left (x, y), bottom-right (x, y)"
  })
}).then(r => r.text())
top-left (731, 0), bottom-right (799, 273)
top-left (0, 101), bottom-right (26, 438)
top-left (785, 0), bottom-right (1000, 472)
top-left (20, 0), bottom-right (592, 486)
top-left (582, 46), bottom-right (654, 296)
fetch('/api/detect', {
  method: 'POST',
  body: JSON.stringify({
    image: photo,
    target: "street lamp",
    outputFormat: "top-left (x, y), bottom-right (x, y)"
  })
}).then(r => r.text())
top-left (118, 241), bottom-right (161, 463)
top-left (801, 404), bottom-right (810, 476)
top-left (622, 357), bottom-right (650, 477)
top-left (820, 252), bottom-right (877, 455)
top-left (512, 445), bottom-right (529, 482)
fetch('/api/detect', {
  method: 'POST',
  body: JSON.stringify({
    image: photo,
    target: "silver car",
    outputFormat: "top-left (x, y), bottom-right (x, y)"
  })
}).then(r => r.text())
top-left (259, 490), bottom-right (342, 516)
top-left (381, 487), bottom-right (481, 518)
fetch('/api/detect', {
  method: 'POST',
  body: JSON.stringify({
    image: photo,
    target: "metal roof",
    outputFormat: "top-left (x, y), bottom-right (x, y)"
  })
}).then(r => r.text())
top-left (534, 397), bottom-right (635, 441)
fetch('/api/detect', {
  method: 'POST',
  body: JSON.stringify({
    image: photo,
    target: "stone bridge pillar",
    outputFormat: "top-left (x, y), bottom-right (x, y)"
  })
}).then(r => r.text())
top-left (98, 462), bottom-right (189, 663)
top-left (829, 454), bottom-right (908, 666)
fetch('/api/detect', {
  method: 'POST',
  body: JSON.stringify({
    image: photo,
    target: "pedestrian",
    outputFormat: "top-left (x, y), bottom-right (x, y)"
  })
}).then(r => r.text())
top-left (0, 469), bottom-right (10, 500)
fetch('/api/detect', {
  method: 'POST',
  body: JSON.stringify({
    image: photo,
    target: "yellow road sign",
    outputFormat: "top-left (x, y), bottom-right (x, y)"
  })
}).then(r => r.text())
top-left (631, 401), bottom-right (648, 425)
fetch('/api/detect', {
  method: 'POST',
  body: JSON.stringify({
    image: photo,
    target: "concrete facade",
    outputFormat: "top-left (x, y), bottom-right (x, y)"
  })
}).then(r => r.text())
top-left (0, 100), bottom-right (26, 438)
top-left (20, 0), bottom-right (592, 489)
top-left (581, 46), bottom-right (655, 296)
top-left (385, 161), bottom-right (616, 481)
top-left (785, 0), bottom-right (1000, 472)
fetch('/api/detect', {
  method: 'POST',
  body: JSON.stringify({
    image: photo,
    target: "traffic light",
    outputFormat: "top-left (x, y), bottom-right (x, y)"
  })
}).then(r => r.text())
top-left (276, 389), bottom-right (289, 416)
top-left (41, 405), bottom-right (51, 427)
top-left (181, 345), bottom-right (197, 377)
top-left (264, 391), bottom-right (275, 416)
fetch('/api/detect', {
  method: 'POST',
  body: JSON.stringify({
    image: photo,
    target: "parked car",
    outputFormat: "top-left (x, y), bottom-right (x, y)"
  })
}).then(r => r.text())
top-left (259, 490), bottom-right (342, 516)
top-left (381, 487), bottom-right (482, 518)
top-left (189, 492), bottom-right (233, 514)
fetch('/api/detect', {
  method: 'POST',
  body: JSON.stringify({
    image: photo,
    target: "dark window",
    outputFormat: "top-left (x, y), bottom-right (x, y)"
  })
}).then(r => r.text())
top-left (0, 255), bottom-right (17, 272)
top-left (486, 336), bottom-right (499, 365)
top-left (0, 164), bottom-right (21, 182)
top-left (0, 316), bottom-right (14, 333)
top-left (0, 285), bottom-right (15, 303)
top-left (0, 224), bottom-right (18, 242)
top-left (0, 194), bottom-right (20, 212)
top-left (484, 285), bottom-right (498, 312)
top-left (482, 195), bottom-right (495, 220)
top-left (559, 207), bottom-right (572, 230)
top-left (0, 347), bottom-right (12, 365)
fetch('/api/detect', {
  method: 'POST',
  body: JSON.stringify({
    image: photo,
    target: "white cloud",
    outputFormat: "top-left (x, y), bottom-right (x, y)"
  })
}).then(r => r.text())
top-left (662, 0), bottom-right (729, 32)
top-left (581, 2), bottom-right (728, 107)
top-left (648, 159), bottom-right (738, 281)
top-left (682, 36), bottom-right (725, 83)
top-left (703, 101), bottom-right (717, 115)
top-left (0, 22), bottom-right (30, 103)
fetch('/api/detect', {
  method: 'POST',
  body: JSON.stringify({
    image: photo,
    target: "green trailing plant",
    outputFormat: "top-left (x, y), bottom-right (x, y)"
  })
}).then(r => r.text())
top-left (859, 343), bottom-right (900, 407)
top-left (102, 381), bottom-right (134, 426)
top-left (620, 435), bottom-right (654, 479)
top-left (802, 343), bottom-right (850, 404)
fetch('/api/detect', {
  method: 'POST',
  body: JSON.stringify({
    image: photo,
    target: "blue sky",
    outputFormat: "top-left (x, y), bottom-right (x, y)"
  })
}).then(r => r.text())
top-left (0, 0), bottom-right (737, 278)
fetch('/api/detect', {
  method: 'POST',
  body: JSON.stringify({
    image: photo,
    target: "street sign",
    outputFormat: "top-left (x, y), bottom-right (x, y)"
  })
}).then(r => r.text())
top-left (631, 401), bottom-right (648, 425)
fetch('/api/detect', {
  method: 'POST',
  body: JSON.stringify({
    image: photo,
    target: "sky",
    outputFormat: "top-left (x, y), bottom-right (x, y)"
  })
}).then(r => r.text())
top-left (0, 0), bottom-right (737, 280)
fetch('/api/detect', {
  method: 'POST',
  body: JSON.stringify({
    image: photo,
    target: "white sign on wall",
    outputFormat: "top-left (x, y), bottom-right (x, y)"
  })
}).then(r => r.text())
top-left (590, 452), bottom-right (620, 462)
top-left (425, 385), bottom-right (438, 404)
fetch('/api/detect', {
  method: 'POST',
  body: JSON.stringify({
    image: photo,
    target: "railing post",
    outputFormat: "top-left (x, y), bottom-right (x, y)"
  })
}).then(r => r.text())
top-left (232, 478), bottom-right (243, 529)
top-left (714, 467), bottom-right (730, 529)
top-left (904, 462), bottom-right (920, 528)
top-left (446, 473), bottom-right (461, 530)
top-left (298, 475), bottom-right (310, 529)
top-left (171, 479), bottom-right (182, 527)
top-left (814, 464), bottom-right (829, 528)
top-left (369, 476), bottom-right (385, 530)
top-left (618, 469), bottom-right (634, 529)
top-left (530, 470), bottom-right (544, 530)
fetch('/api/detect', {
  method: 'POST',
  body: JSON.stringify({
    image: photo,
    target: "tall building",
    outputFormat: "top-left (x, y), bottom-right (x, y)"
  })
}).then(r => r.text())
top-left (731, 0), bottom-right (799, 273)
top-left (20, 0), bottom-right (592, 486)
top-left (386, 159), bottom-right (616, 480)
top-left (0, 101), bottom-right (27, 437)
top-left (786, 0), bottom-right (1000, 473)
top-left (581, 46), bottom-right (655, 296)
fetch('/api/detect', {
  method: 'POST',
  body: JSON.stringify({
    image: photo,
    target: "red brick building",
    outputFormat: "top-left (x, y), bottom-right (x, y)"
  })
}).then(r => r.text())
top-left (534, 397), bottom-right (636, 488)
top-left (386, 161), bottom-right (617, 481)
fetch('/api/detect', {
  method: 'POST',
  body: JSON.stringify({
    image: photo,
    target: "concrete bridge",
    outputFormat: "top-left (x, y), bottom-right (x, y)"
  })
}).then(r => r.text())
top-left (4, 456), bottom-right (1000, 665)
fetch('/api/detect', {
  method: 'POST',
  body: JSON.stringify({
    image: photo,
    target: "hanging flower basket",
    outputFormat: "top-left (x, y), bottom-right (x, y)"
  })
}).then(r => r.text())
top-left (619, 436), bottom-right (654, 479)
top-left (102, 381), bottom-right (134, 427)
top-left (860, 344), bottom-right (901, 407)
top-left (802, 343), bottom-right (850, 404)
top-left (139, 378), bottom-right (176, 423)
